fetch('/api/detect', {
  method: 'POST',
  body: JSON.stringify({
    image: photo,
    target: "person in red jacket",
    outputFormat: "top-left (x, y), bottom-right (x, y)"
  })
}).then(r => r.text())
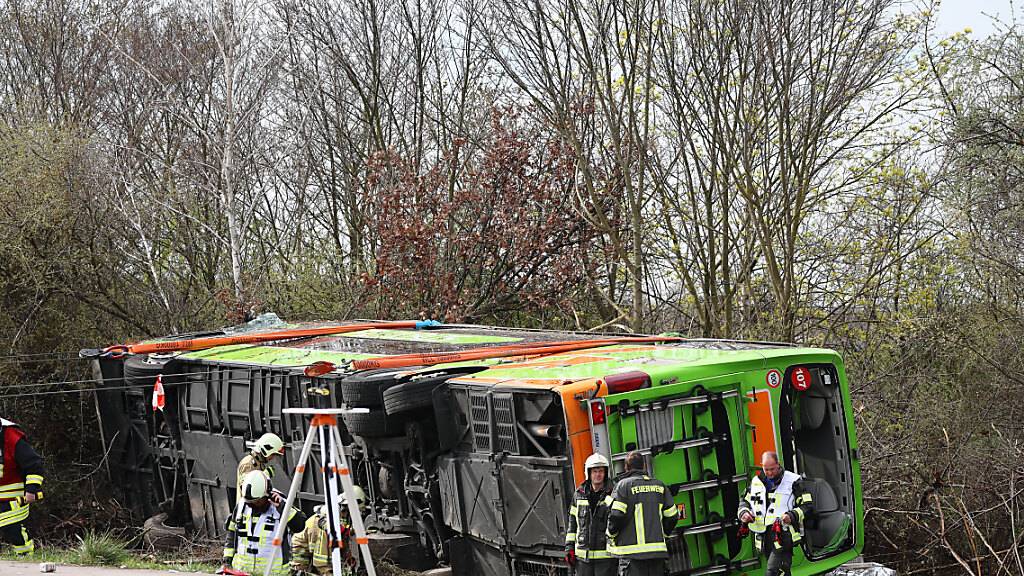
top-left (0, 418), bottom-right (44, 555)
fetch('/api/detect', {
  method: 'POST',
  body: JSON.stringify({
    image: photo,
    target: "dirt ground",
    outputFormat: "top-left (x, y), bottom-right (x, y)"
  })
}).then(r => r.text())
top-left (0, 561), bottom-right (208, 575)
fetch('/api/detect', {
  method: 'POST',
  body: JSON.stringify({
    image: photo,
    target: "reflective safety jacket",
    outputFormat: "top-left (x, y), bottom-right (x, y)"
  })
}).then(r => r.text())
top-left (737, 471), bottom-right (813, 550)
top-left (291, 511), bottom-right (355, 576)
top-left (0, 418), bottom-right (44, 528)
top-left (224, 500), bottom-right (306, 576)
top-left (565, 480), bottom-right (613, 561)
top-left (606, 470), bottom-right (679, 560)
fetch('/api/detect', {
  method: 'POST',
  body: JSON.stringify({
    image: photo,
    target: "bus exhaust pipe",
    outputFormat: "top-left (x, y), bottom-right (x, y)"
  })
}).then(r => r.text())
top-left (526, 423), bottom-right (563, 439)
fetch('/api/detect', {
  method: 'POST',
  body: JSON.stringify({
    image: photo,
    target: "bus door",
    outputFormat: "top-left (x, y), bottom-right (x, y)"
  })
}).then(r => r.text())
top-left (592, 377), bottom-right (760, 575)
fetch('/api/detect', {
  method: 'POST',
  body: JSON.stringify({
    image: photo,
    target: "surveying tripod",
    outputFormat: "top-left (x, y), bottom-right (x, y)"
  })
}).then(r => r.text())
top-left (264, 407), bottom-right (377, 576)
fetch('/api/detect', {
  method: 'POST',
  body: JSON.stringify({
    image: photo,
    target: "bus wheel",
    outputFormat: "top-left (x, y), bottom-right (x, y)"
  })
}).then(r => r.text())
top-left (382, 375), bottom-right (450, 415)
top-left (342, 408), bottom-right (403, 437)
top-left (340, 369), bottom-right (414, 407)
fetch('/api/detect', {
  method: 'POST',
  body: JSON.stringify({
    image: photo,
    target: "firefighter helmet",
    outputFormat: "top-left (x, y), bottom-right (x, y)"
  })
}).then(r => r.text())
top-left (585, 453), bottom-right (610, 474)
top-left (240, 470), bottom-right (270, 502)
top-left (254, 433), bottom-right (285, 458)
top-left (341, 485), bottom-right (367, 509)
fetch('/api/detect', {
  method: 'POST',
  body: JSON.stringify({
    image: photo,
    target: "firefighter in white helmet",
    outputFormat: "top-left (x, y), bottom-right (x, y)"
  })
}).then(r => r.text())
top-left (222, 470), bottom-right (306, 576)
top-left (236, 432), bottom-right (286, 503)
top-left (565, 453), bottom-right (615, 576)
top-left (291, 486), bottom-right (368, 576)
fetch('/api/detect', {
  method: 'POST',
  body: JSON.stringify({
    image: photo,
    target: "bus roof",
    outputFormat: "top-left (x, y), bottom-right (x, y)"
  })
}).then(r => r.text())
top-left (170, 320), bottom-right (839, 387)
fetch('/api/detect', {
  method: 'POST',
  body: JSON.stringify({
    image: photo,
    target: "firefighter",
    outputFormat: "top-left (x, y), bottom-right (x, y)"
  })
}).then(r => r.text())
top-left (0, 418), bottom-right (44, 555)
top-left (291, 486), bottom-right (367, 576)
top-left (737, 451), bottom-right (814, 576)
top-left (223, 470), bottom-right (307, 576)
top-left (565, 454), bottom-right (615, 576)
top-left (606, 451), bottom-right (678, 576)
top-left (237, 432), bottom-right (286, 502)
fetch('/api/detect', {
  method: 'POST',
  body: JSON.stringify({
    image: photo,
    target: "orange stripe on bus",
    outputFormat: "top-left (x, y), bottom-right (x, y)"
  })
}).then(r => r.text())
top-left (747, 389), bottom-right (778, 466)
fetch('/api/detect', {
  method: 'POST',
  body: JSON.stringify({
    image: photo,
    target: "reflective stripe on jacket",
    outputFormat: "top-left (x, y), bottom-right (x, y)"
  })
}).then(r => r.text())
top-left (0, 419), bottom-right (44, 502)
top-left (291, 512), bottom-right (354, 575)
top-left (605, 470), bottom-right (679, 559)
top-left (737, 471), bottom-right (813, 549)
top-left (565, 481), bottom-right (613, 560)
top-left (224, 501), bottom-right (305, 576)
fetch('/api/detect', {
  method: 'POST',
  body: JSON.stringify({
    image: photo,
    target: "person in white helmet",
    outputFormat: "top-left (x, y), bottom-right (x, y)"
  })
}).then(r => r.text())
top-left (565, 453), bottom-right (615, 576)
top-left (222, 470), bottom-right (306, 576)
top-left (291, 486), bottom-right (368, 576)
top-left (236, 432), bottom-right (286, 504)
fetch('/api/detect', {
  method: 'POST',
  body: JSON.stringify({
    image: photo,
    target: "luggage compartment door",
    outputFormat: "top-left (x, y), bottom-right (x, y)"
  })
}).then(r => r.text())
top-left (499, 457), bottom-right (570, 551)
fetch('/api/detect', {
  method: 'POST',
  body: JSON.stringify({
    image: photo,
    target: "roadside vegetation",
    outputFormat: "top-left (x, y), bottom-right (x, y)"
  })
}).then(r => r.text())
top-left (0, 0), bottom-right (1021, 574)
top-left (0, 531), bottom-right (218, 572)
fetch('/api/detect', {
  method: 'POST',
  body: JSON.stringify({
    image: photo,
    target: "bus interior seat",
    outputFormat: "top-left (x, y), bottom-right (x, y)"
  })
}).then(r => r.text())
top-left (794, 369), bottom-right (834, 431)
top-left (802, 477), bottom-right (852, 553)
top-left (795, 395), bottom-right (828, 430)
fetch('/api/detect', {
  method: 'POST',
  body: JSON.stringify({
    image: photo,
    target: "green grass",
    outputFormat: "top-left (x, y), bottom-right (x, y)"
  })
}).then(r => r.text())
top-left (76, 530), bottom-right (131, 565)
top-left (0, 532), bottom-right (417, 575)
top-left (0, 531), bottom-right (220, 572)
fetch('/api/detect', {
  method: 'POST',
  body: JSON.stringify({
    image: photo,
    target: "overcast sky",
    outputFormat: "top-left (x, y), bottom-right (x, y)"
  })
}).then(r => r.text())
top-left (935, 0), bottom-right (1017, 37)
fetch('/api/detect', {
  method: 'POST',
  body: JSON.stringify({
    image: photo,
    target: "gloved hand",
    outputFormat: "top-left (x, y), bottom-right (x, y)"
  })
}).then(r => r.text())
top-left (565, 549), bottom-right (576, 567)
top-left (739, 511), bottom-right (754, 523)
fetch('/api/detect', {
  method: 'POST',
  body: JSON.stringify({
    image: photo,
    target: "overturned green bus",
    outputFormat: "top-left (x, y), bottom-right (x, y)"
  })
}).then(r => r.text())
top-left (89, 319), bottom-right (862, 575)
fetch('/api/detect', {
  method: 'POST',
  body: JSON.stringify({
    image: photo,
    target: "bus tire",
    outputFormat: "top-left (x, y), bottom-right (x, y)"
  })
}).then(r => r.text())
top-left (342, 408), bottom-right (402, 438)
top-left (340, 369), bottom-right (413, 408)
top-left (382, 375), bottom-right (450, 416)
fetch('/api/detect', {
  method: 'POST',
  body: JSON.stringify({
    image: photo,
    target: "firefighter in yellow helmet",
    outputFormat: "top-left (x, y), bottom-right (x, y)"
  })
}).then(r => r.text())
top-left (0, 418), bottom-right (44, 555)
top-left (237, 433), bottom-right (285, 503)
top-left (291, 486), bottom-right (367, 576)
top-left (222, 471), bottom-right (306, 576)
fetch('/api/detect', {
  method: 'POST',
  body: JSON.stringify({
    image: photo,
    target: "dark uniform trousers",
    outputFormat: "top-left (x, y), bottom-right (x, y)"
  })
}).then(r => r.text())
top-left (766, 548), bottom-right (793, 576)
top-left (762, 531), bottom-right (794, 576)
top-left (576, 558), bottom-right (618, 576)
top-left (618, 558), bottom-right (664, 576)
top-left (0, 504), bottom-right (32, 553)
